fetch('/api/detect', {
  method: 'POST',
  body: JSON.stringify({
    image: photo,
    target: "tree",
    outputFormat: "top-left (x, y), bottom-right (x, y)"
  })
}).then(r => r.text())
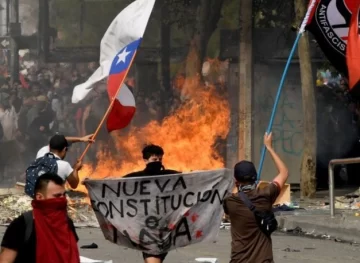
top-left (238, 0), bottom-right (253, 161)
top-left (180, 0), bottom-right (225, 78)
top-left (253, 0), bottom-right (294, 29)
top-left (51, 0), bottom-right (140, 46)
top-left (294, 0), bottom-right (317, 198)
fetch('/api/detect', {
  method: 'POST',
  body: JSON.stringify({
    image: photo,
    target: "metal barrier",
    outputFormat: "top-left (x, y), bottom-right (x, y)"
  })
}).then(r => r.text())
top-left (328, 157), bottom-right (360, 217)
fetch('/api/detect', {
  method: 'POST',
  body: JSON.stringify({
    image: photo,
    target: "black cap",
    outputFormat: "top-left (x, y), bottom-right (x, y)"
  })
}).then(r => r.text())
top-left (49, 134), bottom-right (69, 151)
top-left (234, 161), bottom-right (257, 182)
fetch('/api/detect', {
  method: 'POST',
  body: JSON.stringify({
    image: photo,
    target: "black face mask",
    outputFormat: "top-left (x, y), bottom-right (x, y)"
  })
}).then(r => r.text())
top-left (145, 161), bottom-right (164, 175)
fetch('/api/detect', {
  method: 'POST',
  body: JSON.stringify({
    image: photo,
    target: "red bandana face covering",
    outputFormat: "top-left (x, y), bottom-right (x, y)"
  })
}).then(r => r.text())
top-left (31, 197), bottom-right (80, 263)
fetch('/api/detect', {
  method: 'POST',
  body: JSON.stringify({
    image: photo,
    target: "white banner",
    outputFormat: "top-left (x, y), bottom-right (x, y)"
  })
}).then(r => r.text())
top-left (84, 169), bottom-right (234, 255)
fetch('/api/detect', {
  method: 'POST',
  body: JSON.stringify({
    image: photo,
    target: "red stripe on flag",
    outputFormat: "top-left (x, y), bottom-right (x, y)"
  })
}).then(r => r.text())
top-left (107, 99), bottom-right (136, 132)
top-left (108, 71), bottom-right (127, 98)
top-left (306, 0), bottom-right (320, 26)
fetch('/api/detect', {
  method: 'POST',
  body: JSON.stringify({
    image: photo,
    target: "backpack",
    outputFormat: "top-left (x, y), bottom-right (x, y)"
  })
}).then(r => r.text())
top-left (238, 191), bottom-right (278, 237)
top-left (23, 211), bottom-right (34, 243)
top-left (25, 152), bottom-right (59, 198)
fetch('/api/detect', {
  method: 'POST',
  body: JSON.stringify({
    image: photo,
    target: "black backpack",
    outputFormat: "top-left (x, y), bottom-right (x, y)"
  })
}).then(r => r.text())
top-left (23, 211), bottom-right (34, 243)
top-left (25, 153), bottom-right (59, 198)
top-left (238, 191), bottom-right (278, 237)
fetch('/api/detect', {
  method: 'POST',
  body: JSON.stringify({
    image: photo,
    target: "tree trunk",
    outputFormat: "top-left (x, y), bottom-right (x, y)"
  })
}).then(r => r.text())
top-left (294, 0), bottom-right (317, 198)
top-left (238, 0), bottom-right (253, 161)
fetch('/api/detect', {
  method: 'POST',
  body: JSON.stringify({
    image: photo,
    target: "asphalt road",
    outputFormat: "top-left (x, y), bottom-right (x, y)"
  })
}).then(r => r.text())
top-left (0, 226), bottom-right (358, 262)
top-left (70, 228), bottom-right (359, 263)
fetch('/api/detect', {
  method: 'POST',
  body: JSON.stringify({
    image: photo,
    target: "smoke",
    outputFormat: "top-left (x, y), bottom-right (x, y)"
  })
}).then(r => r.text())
top-left (19, 0), bottom-right (38, 35)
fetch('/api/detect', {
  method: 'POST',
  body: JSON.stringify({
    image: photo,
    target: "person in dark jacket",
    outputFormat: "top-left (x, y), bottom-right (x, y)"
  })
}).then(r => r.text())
top-left (124, 144), bottom-right (179, 178)
top-left (124, 144), bottom-right (180, 263)
top-left (28, 95), bottom-right (55, 153)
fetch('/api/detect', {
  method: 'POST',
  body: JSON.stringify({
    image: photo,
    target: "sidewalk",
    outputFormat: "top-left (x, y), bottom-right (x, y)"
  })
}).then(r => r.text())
top-left (276, 210), bottom-right (360, 243)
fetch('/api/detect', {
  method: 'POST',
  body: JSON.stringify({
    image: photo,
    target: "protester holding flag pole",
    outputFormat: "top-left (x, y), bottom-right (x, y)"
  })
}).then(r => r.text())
top-left (71, 0), bottom-right (156, 161)
top-left (259, 0), bottom-right (360, 179)
top-left (257, 0), bottom-right (318, 179)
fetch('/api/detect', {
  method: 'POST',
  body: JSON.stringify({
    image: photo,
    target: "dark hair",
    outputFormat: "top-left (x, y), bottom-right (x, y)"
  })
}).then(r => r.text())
top-left (49, 134), bottom-right (69, 151)
top-left (142, 144), bottom-right (164, 159)
top-left (34, 173), bottom-right (64, 194)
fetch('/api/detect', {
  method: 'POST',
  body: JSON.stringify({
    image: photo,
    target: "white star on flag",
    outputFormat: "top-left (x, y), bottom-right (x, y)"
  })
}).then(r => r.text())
top-left (71, 0), bottom-right (156, 104)
top-left (116, 48), bottom-right (131, 65)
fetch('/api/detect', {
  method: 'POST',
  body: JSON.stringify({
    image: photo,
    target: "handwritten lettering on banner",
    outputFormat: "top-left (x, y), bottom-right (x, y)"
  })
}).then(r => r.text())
top-left (84, 169), bottom-right (234, 254)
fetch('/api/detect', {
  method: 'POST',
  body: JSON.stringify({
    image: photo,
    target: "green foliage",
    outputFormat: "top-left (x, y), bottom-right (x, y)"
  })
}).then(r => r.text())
top-left (52, 0), bottom-right (138, 46)
top-left (253, 0), bottom-right (294, 29)
top-left (51, 0), bottom-right (82, 46)
top-left (51, 0), bottom-right (298, 64)
top-left (166, 0), bottom-right (198, 48)
top-left (82, 1), bottom-right (132, 45)
top-left (204, 0), bottom-right (295, 58)
top-left (50, 0), bottom-right (294, 49)
top-left (52, 0), bottom-right (188, 47)
top-left (206, 0), bottom-right (240, 58)
top-left (165, 0), bottom-right (197, 28)
top-left (220, 0), bottom-right (240, 29)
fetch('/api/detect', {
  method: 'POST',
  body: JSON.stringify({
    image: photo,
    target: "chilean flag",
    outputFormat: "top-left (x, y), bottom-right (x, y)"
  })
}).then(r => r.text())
top-left (71, 0), bottom-right (155, 104)
top-left (106, 39), bottom-right (140, 132)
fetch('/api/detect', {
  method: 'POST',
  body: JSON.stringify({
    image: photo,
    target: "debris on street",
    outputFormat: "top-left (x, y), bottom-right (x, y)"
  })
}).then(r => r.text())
top-left (334, 188), bottom-right (360, 210)
top-left (0, 189), bottom-right (98, 226)
top-left (81, 243), bottom-right (99, 249)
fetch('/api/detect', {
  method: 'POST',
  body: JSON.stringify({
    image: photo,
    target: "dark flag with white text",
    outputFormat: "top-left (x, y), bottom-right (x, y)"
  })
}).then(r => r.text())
top-left (306, 0), bottom-right (360, 91)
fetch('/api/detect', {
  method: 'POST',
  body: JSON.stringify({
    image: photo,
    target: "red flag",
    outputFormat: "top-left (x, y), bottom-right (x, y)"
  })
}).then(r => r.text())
top-left (346, 3), bottom-right (360, 89)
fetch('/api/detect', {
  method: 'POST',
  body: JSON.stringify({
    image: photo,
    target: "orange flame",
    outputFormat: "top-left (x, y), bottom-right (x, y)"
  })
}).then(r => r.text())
top-left (76, 59), bottom-right (230, 193)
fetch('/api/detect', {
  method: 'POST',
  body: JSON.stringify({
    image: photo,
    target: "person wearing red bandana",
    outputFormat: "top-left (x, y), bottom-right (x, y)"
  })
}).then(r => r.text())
top-left (0, 173), bottom-right (80, 263)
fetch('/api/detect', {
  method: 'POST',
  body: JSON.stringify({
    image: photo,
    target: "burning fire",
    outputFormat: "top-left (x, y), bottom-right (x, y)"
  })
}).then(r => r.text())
top-left (76, 60), bottom-right (230, 193)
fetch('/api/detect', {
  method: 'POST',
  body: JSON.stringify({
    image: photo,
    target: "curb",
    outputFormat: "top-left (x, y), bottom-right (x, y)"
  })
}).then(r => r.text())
top-left (276, 214), bottom-right (360, 243)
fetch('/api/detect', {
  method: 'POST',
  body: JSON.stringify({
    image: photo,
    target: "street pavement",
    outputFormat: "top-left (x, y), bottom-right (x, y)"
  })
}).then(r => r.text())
top-left (32, 228), bottom-right (359, 263)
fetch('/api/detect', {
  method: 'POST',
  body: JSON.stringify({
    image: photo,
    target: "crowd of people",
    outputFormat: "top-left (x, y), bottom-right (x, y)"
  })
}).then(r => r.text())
top-left (0, 51), bottom-right (230, 185)
top-left (0, 54), bottom-right (169, 182)
top-left (0, 58), bottom-right (99, 182)
top-left (315, 69), bottom-right (360, 186)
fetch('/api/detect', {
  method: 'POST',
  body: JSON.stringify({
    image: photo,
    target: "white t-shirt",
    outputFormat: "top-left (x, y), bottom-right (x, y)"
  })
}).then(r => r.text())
top-left (36, 146), bottom-right (73, 181)
top-left (0, 106), bottom-right (18, 141)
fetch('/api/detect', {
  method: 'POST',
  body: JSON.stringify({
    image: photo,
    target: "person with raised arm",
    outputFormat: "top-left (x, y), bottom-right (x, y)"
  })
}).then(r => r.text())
top-left (223, 132), bottom-right (289, 263)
